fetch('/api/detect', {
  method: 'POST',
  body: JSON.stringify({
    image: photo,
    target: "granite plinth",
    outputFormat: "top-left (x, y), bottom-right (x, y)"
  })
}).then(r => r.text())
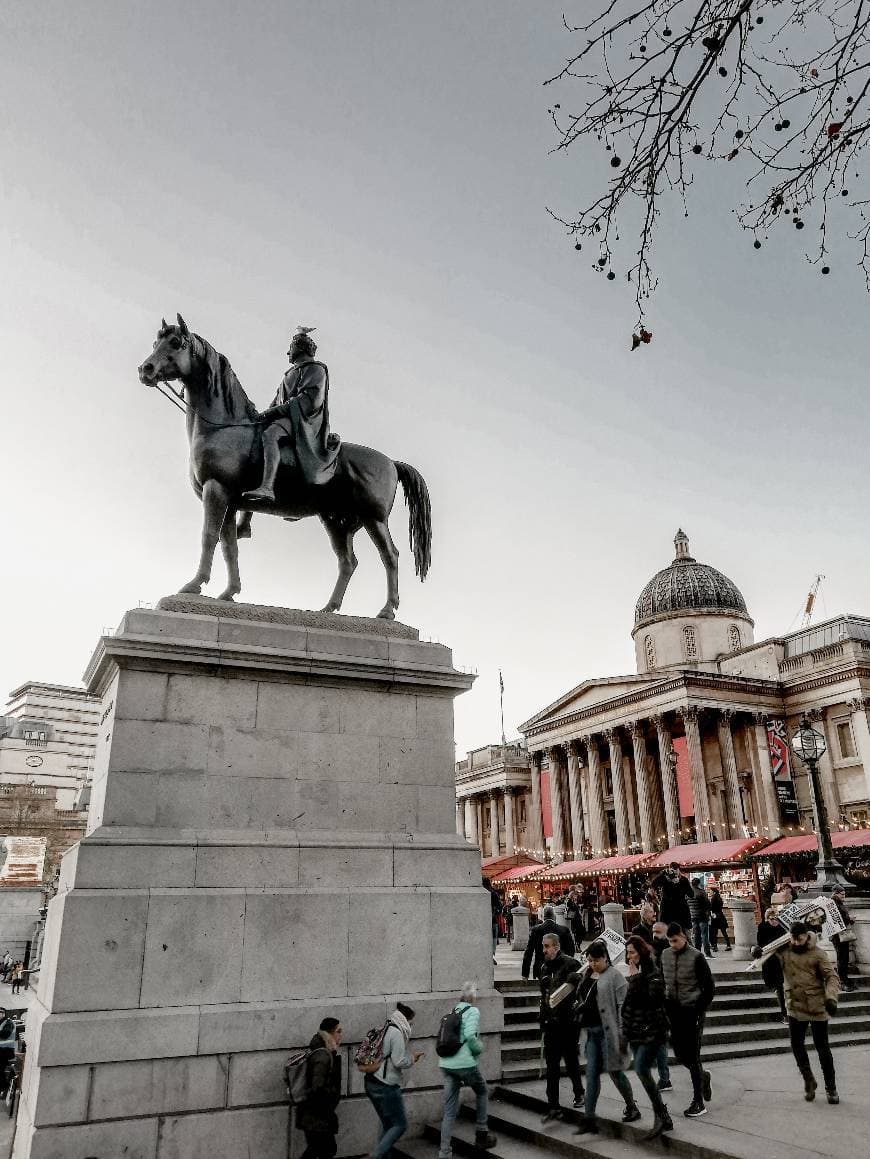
top-left (156, 595), bottom-right (420, 639)
top-left (14, 607), bottom-right (497, 1159)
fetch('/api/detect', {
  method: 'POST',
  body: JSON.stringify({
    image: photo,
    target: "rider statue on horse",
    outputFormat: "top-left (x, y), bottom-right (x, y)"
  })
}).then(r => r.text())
top-left (243, 325), bottom-right (341, 503)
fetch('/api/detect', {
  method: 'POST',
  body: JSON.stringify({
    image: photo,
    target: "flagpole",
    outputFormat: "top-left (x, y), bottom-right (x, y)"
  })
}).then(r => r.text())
top-left (499, 669), bottom-right (506, 746)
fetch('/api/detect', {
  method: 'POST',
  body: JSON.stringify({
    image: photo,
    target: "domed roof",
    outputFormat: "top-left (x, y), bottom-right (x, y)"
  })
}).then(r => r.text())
top-left (634, 530), bottom-right (749, 627)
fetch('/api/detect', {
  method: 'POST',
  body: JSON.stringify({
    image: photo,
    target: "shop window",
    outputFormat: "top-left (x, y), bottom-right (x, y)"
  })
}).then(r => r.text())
top-left (683, 625), bottom-right (697, 661)
top-left (728, 624), bottom-right (741, 651)
top-left (835, 718), bottom-right (856, 760)
top-left (645, 634), bottom-right (656, 671)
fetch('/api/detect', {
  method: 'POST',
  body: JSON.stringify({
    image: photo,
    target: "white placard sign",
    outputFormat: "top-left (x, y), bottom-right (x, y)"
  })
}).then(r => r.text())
top-left (599, 926), bottom-right (627, 964)
top-left (777, 895), bottom-right (845, 940)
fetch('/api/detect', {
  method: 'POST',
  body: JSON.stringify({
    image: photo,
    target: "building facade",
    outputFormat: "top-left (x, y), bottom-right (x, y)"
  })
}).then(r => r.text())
top-left (512, 531), bottom-right (870, 860)
top-left (454, 742), bottom-right (532, 860)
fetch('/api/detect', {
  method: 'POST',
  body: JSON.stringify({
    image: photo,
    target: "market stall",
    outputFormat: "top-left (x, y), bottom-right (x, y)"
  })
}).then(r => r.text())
top-left (644, 838), bottom-right (769, 915)
top-left (750, 828), bottom-right (870, 900)
top-left (489, 861), bottom-right (547, 909)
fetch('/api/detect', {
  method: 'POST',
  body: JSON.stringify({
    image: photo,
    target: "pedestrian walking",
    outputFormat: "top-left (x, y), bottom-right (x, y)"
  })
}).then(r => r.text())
top-left (630, 902), bottom-right (656, 946)
top-left (538, 933), bottom-right (584, 1121)
top-left (296, 1017), bottom-right (343, 1159)
top-left (621, 936), bottom-right (673, 1140)
top-left (777, 921), bottom-right (840, 1104)
top-left (661, 923), bottom-right (715, 1118)
top-left (826, 885), bottom-right (855, 992)
top-left (437, 983), bottom-right (496, 1157)
top-left (364, 1003), bottom-right (423, 1158)
top-left (572, 940), bottom-right (639, 1136)
top-left (522, 907), bottom-right (575, 980)
top-left (755, 908), bottom-right (788, 1022)
top-left (688, 878), bottom-right (714, 958)
top-left (650, 921), bottom-right (670, 968)
top-left (565, 890), bottom-right (586, 947)
top-left (483, 880), bottom-right (501, 963)
top-left (708, 884), bottom-right (732, 951)
top-left (10, 964), bottom-right (23, 996)
top-left (651, 864), bottom-right (693, 931)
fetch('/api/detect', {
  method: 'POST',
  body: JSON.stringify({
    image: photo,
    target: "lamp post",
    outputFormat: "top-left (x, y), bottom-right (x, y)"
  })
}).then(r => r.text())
top-left (790, 715), bottom-right (852, 894)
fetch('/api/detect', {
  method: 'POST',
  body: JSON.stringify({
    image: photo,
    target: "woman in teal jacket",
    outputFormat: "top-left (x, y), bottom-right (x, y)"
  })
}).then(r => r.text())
top-left (438, 983), bottom-right (497, 1158)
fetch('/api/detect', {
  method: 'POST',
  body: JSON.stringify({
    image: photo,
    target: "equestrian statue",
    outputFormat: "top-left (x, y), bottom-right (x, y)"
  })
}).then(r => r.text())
top-left (137, 316), bottom-right (430, 620)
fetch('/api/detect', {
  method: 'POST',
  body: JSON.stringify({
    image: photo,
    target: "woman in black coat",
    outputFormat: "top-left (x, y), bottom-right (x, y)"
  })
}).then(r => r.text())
top-left (756, 908), bottom-right (787, 1022)
top-left (297, 1019), bottom-right (343, 1159)
top-left (621, 936), bottom-right (673, 1139)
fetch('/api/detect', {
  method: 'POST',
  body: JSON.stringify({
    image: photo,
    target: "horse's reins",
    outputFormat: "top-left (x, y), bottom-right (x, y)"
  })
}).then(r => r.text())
top-left (148, 378), bottom-right (263, 429)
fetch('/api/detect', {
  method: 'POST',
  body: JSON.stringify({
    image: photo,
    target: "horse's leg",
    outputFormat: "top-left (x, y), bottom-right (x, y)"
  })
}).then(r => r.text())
top-left (217, 507), bottom-right (242, 601)
top-left (236, 510), bottom-right (253, 540)
top-left (178, 479), bottom-right (229, 594)
top-left (320, 519), bottom-right (360, 613)
top-left (365, 519), bottom-right (400, 620)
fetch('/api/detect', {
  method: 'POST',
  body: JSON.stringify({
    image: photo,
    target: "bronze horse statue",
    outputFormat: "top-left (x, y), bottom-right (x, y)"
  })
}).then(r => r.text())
top-left (137, 316), bottom-right (431, 619)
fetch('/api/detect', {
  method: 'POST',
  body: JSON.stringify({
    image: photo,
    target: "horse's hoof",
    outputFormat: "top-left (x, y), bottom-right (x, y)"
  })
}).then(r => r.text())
top-left (178, 581), bottom-right (204, 595)
top-left (376, 607), bottom-right (396, 621)
top-left (320, 603), bottom-right (340, 614)
top-left (216, 590), bottom-right (238, 602)
top-left (237, 525), bottom-right (252, 541)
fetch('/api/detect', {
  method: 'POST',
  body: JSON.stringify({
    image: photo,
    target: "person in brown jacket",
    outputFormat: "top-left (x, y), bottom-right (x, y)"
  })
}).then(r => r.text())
top-left (778, 921), bottom-right (840, 1104)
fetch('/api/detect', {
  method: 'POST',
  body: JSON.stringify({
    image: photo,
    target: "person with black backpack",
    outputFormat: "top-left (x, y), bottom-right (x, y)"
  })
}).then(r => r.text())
top-left (436, 982), bottom-right (497, 1158)
top-left (296, 1017), bottom-right (343, 1159)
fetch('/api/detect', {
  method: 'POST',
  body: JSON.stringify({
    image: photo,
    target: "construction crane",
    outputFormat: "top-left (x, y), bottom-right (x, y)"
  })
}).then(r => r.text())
top-left (801, 574), bottom-right (825, 629)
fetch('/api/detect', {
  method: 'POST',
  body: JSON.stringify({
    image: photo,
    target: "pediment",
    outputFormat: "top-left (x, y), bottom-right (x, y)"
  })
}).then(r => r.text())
top-left (521, 673), bottom-right (658, 731)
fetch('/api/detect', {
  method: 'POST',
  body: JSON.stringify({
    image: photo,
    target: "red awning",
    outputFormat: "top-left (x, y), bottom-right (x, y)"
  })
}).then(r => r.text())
top-left (490, 862), bottom-right (546, 883)
top-left (646, 838), bottom-right (768, 868)
top-left (537, 853), bottom-right (655, 879)
top-left (752, 829), bottom-right (870, 858)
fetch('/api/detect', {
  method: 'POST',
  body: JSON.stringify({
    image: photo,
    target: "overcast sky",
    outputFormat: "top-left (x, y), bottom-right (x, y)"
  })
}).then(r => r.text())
top-left (3, 2), bottom-right (869, 755)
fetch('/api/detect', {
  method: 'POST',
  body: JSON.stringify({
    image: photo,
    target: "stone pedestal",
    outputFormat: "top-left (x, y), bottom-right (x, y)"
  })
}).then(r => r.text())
top-left (601, 902), bottom-right (624, 937)
top-left (510, 907), bottom-right (529, 952)
top-left (847, 899), bottom-right (870, 968)
top-left (728, 898), bottom-right (756, 961)
top-left (14, 601), bottom-right (500, 1159)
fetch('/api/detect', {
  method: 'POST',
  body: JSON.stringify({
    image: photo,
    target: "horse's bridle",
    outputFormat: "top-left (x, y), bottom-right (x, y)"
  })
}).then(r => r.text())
top-left (146, 332), bottom-right (263, 429)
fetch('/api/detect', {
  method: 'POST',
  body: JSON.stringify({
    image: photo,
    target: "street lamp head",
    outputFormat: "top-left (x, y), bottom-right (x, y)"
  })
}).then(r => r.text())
top-left (791, 715), bottom-right (827, 764)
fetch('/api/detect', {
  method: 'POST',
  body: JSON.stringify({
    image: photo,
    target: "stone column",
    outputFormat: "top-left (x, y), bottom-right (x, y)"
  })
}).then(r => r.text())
top-left (752, 715), bottom-right (782, 838)
top-left (456, 799), bottom-right (465, 837)
top-left (847, 697), bottom-right (870, 802)
top-left (814, 711), bottom-right (842, 826)
top-left (717, 709), bottom-right (745, 838)
top-left (464, 796), bottom-right (478, 845)
top-left (548, 746), bottom-right (569, 857)
top-left (653, 714), bottom-right (681, 847)
top-left (601, 902), bottom-right (625, 939)
top-left (605, 729), bottom-right (630, 852)
top-left (510, 905), bottom-right (530, 952)
top-left (565, 740), bottom-right (585, 855)
top-left (584, 736), bottom-right (607, 856)
top-left (628, 721), bottom-right (655, 852)
top-left (503, 788), bottom-right (516, 856)
top-left (527, 752), bottom-right (545, 856)
top-left (476, 798), bottom-right (487, 856)
top-left (729, 897), bottom-right (757, 961)
top-left (489, 792), bottom-right (501, 858)
top-left (849, 898), bottom-right (870, 969)
top-left (680, 705), bottom-right (712, 842)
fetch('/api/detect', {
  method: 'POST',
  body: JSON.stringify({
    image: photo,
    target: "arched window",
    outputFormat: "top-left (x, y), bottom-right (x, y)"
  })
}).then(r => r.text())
top-left (728, 624), bottom-right (741, 652)
top-left (644, 634), bottom-right (656, 671)
top-left (683, 624), bottom-right (697, 661)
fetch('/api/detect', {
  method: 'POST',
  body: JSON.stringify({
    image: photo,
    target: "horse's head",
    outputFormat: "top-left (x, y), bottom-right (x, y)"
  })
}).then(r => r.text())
top-left (138, 314), bottom-right (196, 385)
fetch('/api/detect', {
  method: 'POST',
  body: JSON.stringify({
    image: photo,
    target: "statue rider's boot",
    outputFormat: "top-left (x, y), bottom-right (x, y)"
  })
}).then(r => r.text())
top-left (242, 442), bottom-right (280, 504)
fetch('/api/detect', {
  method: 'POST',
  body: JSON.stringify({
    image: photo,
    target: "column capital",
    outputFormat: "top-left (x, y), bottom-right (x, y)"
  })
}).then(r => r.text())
top-left (678, 703), bottom-right (701, 724)
top-left (750, 711), bottom-right (769, 727)
top-left (566, 737), bottom-right (582, 758)
top-left (718, 707), bottom-right (736, 725)
top-left (603, 727), bottom-right (621, 745)
top-left (650, 712), bottom-right (670, 731)
top-left (546, 744), bottom-right (564, 763)
top-left (847, 696), bottom-right (869, 713)
top-left (529, 750), bottom-right (543, 770)
top-left (627, 720), bottom-right (645, 740)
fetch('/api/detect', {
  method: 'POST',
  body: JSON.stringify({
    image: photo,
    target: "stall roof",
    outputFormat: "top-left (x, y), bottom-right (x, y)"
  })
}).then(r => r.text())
top-left (751, 829), bottom-right (870, 858)
top-left (646, 838), bottom-right (767, 868)
top-left (481, 853), bottom-right (541, 877)
top-left (537, 852), bottom-right (655, 879)
top-left (491, 862), bottom-right (547, 883)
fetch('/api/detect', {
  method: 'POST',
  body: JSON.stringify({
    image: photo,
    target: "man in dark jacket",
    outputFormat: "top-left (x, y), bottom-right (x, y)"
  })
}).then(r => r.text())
top-left (827, 884), bottom-right (855, 992)
top-left (688, 878), bottom-right (714, 958)
top-left (297, 1017), bottom-right (343, 1159)
top-left (522, 906), bottom-right (576, 980)
top-left (651, 864), bottom-right (693, 930)
top-left (708, 884), bottom-right (731, 951)
top-left (630, 902), bottom-right (656, 946)
top-left (538, 934), bottom-right (584, 1121)
top-left (661, 924), bottom-right (715, 1118)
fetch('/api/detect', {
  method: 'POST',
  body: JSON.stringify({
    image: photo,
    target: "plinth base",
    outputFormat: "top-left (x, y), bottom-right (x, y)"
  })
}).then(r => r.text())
top-left (14, 606), bottom-right (498, 1159)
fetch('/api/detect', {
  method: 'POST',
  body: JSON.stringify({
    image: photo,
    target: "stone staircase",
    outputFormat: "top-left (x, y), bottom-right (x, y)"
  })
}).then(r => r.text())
top-left (497, 967), bottom-right (870, 1082)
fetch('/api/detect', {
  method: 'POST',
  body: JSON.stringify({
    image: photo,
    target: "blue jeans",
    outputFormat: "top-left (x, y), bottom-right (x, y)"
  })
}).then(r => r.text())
top-left (583, 1026), bottom-right (634, 1118)
top-left (693, 920), bottom-right (712, 955)
top-left (365, 1075), bottom-right (408, 1159)
top-left (439, 1066), bottom-right (488, 1157)
top-left (632, 1041), bottom-right (668, 1117)
top-left (656, 1041), bottom-right (670, 1084)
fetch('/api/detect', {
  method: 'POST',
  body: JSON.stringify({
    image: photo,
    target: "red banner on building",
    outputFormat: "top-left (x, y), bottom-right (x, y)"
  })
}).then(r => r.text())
top-left (766, 719), bottom-right (800, 822)
top-left (672, 736), bottom-right (693, 818)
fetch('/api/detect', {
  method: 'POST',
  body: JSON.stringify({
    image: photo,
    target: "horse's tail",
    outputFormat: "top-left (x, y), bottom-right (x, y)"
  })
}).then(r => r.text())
top-left (394, 461), bottom-right (431, 581)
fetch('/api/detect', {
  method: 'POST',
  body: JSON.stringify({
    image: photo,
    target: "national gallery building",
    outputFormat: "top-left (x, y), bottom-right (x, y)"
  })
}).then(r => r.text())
top-left (456, 530), bottom-right (870, 863)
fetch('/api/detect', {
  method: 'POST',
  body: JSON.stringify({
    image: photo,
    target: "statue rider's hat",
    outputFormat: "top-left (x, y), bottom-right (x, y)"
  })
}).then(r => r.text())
top-left (288, 325), bottom-right (317, 356)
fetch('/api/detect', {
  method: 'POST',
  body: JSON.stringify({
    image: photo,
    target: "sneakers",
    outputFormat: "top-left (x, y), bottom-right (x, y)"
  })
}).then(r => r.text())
top-left (574, 1116), bottom-right (599, 1135)
top-left (826, 1089), bottom-right (840, 1105)
top-left (702, 1070), bottom-right (713, 1103)
top-left (684, 1101), bottom-right (707, 1118)
top-left (621, 1104), bottom-right (641, 1123)
top-left (723, 944), bottom-right (732, 951)
top-left (657, 1079), bottom-right (674, 1092)
top-left (572, 1095), bottom-right (585, 1108)
top-left (541, 1108), bottom-right (564, 1124)
top-left (475, 1130), bottom-right (498, 1149)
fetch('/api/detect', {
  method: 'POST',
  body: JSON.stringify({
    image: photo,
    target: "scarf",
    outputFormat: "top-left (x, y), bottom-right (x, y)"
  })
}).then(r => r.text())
top-left (389, 1009), bottom-right (412, 1041)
